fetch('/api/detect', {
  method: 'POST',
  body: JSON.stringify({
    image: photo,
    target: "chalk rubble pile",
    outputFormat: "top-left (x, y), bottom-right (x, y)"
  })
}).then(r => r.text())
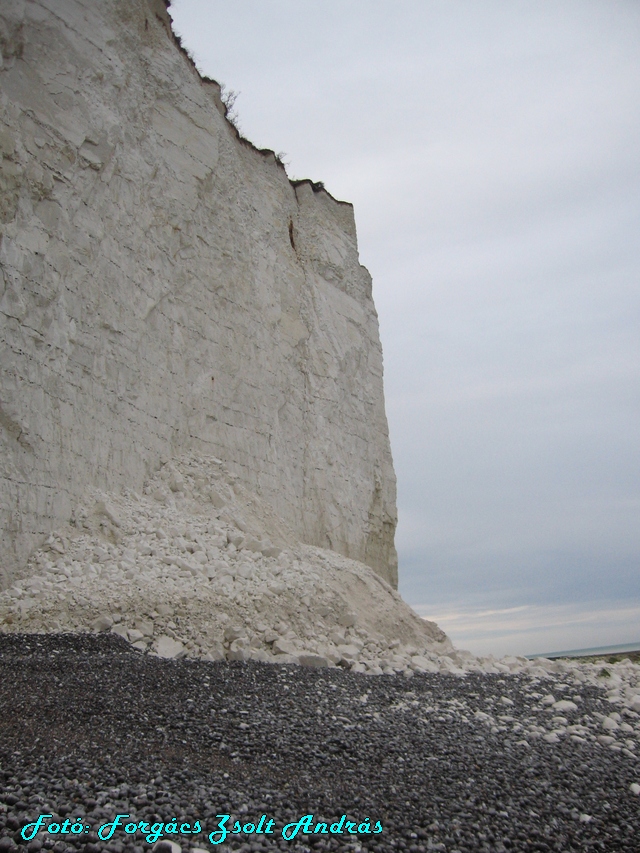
top-left (0, 455), bottom-right (454, 674)
top-left (2, 454), bottom-right (640, 727)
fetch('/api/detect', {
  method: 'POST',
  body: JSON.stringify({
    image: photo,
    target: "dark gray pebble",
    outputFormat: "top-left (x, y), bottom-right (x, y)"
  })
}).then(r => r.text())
top-left (0, 633), bottom-right (638, 852)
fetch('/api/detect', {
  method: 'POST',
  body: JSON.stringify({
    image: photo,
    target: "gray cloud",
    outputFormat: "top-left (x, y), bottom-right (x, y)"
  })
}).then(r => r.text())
top-left (171, 0), bottom-right (640, 654)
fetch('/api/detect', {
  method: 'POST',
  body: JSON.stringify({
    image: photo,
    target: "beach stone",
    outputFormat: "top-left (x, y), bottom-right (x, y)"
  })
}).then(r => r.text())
top-left (153, 843), bottom-right (181, 853)
top-left (553, 699), bottom-right (578, 713)
top-left (597, 735), bottom-right (617, 745)
top-left (298, 654), bottom-right (329, 668)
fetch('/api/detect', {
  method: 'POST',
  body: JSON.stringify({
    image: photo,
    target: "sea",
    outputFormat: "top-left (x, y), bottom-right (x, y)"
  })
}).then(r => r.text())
top-left (526, 641), bottom-right (640, 660)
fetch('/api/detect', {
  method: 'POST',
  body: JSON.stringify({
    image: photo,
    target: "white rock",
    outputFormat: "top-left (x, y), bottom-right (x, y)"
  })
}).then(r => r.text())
top-left (155, 635), bottom-right (187, 659)
top-left (95, 499), bottom-right (122, 528)
top-left (91, 614), bottom-right (113, 632)
top-left (438, 657), bottom-right (465, 675)
top-left (541, 694), bottom-right (556, 706)
top-left (410, 656), bottom-right (439, 673)
top-left (227, 647), bottom-right (250, 661)
top-left (224, 625), bottom-right (246, 642)
top-left (202, 646), bottom-right (225, 662)
top-left (337, 644), bottom-right (361, 662)
top-left (630, 783), bottom-right (640, 796)
top-left (236, 564), bottom-right (254, 580)
top-left (261, 546), bottom-right (281, 558)
top-left (249, 649), bottom-right (271, 663)
top-left (273, 638), bottom-right (298, 656)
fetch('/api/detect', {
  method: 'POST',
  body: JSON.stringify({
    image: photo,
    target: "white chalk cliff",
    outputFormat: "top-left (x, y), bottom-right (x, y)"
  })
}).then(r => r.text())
top-left (0, 0), bottom-right (398, 586)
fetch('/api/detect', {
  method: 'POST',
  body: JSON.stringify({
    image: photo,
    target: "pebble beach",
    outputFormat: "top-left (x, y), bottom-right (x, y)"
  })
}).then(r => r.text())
top-left (1, 634), bottom-right (639, 853)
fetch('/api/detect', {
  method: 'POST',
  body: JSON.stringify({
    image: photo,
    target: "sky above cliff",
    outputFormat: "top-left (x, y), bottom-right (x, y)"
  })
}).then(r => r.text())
top-left (169, 0), bottom-right (640, 657)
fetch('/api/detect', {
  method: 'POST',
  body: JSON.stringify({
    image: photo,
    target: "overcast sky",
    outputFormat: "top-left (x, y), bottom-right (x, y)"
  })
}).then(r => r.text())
top-left (169, 0), bottom-right (640, 656)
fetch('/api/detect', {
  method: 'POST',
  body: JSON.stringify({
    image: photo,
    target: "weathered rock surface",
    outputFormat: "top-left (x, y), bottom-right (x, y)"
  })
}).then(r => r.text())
top-left (0, 0), bottom-right (397, 585)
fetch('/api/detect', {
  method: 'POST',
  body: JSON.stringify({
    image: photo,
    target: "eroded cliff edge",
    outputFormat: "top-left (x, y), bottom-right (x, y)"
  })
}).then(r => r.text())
top-left (0, 0), bottom-right (398, 585)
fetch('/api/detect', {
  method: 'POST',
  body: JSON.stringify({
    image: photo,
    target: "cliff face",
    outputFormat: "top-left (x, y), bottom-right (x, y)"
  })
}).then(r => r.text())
top-left (0, 0), bottom-right (397, 586)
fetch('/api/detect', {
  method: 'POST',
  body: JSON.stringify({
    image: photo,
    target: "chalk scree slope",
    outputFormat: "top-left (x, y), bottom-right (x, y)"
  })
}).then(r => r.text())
top-left (0, 0), bottom-right (396, 586)
top-left (0, 453), bottom-right (456, 671)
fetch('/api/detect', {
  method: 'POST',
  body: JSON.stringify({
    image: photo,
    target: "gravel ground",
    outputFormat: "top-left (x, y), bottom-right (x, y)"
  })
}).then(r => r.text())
top-left (0, 635), bottom-right (638, 853)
